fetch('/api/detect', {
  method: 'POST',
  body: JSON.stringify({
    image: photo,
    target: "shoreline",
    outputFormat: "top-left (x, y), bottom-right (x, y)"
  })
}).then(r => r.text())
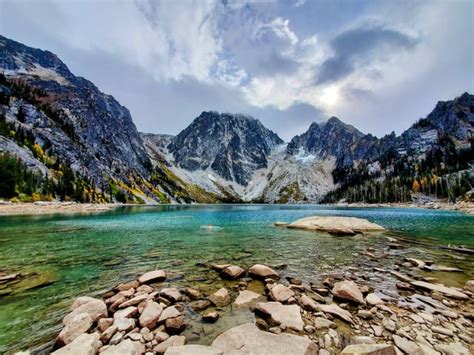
top-left (0, 200), bottom-right (473, 217)
top-left (32, 234), bottom-right (474, 354)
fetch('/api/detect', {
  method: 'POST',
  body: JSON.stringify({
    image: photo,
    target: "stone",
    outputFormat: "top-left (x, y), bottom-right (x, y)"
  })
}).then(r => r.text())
top-left (98, 318), bottom-right (113, 332)
top-left (351, 336), bottom-right (375, 344)
top-left (382, 318), bottom-right (396, 332)
top-left (190, 300), bottom-right (211, 311)
top-left (118, 294), bottom-right (149, 308)
top-left (269, 284), bottom-right (295, 303)
top-left (115, 317), bottom-right (135, 332)
top-left (153, 335), bottom-right (186, 354)
top-left (140, 300), bottom-right (163, 329)
top-left (181, 287), bottom-right (201, 300)
top-left (109, 331), bottom-right (124, 346)
top-left (392, 335), bottom-right (422, 354)
top-left (100, 324), bottom-right (118, 344)
top-left (287, 277), bottom-right (303, 285)
top-left (220, 265), bottom-right (245, 279)
top-left (341, 344), bottom-right (396, 355)
top-left (407, 258), bottom-right (426, 268)
top-left (299, 294), bottom-right (320, 312)
top-left (165, 316), bottom-right (185, 334)
top-left (357, 310), bottom-right (373, 319)
top-left (366, 293), bottom-right (383, 306)
top-left (138, 270), bottom-right (167, 284)
top-left (287, 216), bottom-right (385, 235)
top-left (318, 303), bottom-right (354, 324)
top-left (411, 281), bottom-right (469, 300)
top-left (159, 306), bottom-right (181, 323)
top-left (434, 342), bottom-right (470, 354)
top-left (115, 280), bottom-right (140, 291)
top-left (314, 317), bottom-right (336, 330)
top-left (56, 312), bottom-right (93, 346)
top-left (248, 264), bottom-right (279, 279)
top-left (332, 280), bottom-right (365, 304)
top-left (159, 288), bottom-right (182, 303)
top-left (52, 333), bottom-right (101, 355)
top-left (202, 311), bottom-right (219, 323)
top-left (464, 280), bottom-right (474, 293)
top-left (63, 297), bottom-right (107, 325)
top-left (137, 284), bottom-right (154, 294)
top-left (233, 290), bottom-right (262, 307)
top-left (165, 345), bottom-right (223, 355)
top-left (114, 306), bottom-right (138, 320)
top-left (154, 331), bottom-right (170, 342)
top-left (210, 264), bottom-right (231, 271)
top-left (389, 271), bottom-right (413, 283)
top-left (211, 323), bottom-right (318, 355)
top-left (431, 326), bottom-right (454, 336)
top-left (209, 288), bottom-right (231, 306)
top-left (255, 302), bottom-right (304, 332)
top-left (101, 339), bottom-right (145, 355)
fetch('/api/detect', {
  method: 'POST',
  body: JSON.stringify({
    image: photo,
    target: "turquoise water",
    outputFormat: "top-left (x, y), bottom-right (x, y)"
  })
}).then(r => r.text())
top-left (0, 205), bottom-right (473, 353)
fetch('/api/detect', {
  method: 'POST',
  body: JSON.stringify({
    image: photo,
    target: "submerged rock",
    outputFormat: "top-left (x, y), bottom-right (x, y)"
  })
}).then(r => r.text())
top-left (220, 265), bottom-right (245, 279)
top-left (209, 287), bottom-right (231, 306)
top-left (211, 323), bottom-right (317, 354)
top-left (233, 290), bottom-right (262, 307)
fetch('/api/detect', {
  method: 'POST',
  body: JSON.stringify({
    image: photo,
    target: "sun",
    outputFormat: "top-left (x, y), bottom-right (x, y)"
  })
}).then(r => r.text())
top-left (320, 86), bottom-right (339, 106)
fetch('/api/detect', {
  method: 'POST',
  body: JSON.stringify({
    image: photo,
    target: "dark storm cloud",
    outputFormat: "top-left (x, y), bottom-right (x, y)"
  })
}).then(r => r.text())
top-left (317, 26), bottom-right (418, 84)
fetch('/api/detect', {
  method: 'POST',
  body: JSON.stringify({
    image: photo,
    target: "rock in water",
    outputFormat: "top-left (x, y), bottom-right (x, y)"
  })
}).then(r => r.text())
top-left (332, 280), bottom-right (365, 304)
top-left (209, 288), bottom-right (231, 306)
top-left (220, 265), bottom-right (245, 279)
top-left (288, 216), bottom-right (385, 235)
top-left (211, 323), bottom-right (318, 354)
top-left (255, 302), bottom-right (305, 332)
top-left (411, 281), bottom-right (469, 300)
top-left (341, 344), bottom-right (396, 355)
top-left (138, 270), bottom-right (167, 284)
top-left (234, 290), bottom-right (262, 307)
top-left (269, 284), bottom-right (295, 302)
top-left (248, 264), bottom-right (280, 279)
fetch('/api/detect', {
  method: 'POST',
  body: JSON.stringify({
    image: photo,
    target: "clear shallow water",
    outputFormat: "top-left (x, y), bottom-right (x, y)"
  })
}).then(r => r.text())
top-left (0, 204), bottom-right (473, 353)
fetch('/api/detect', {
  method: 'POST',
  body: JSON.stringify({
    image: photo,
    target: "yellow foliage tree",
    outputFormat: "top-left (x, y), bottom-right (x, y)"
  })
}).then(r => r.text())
top-left (412, 179), bottom-right (420, 193)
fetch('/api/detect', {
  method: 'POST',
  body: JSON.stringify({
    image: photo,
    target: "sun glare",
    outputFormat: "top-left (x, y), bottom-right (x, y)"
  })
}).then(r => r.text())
top-left (320, 86), bottom-right (339, 106)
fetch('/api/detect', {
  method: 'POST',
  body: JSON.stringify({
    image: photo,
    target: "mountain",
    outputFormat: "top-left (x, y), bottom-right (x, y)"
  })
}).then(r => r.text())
top-left (0, 36), bottom-right (472, 204)
top-left (168, 111), bottom-right (283, 185)
top-left (0, 35), bottom-right (216, 203)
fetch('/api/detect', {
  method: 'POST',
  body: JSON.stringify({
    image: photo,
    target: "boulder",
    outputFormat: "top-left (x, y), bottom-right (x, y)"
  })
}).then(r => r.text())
top-left (52, 333), bottom-right (101, 355)
top-left (159, 306), bottom-right (181, 323)
top-left (366, 293), bottom-right (383, 306)
top-left (255, 302), bottom-right (304, 332)
top-left (341, 344), bottom-right (396, 355)
top-left (115, 317), bottom-right (135, 332)
top-left (154, 335), bottom-right (186, 354)
top-left (209, 288), bottom-right (231, 307)
top-left (114, 306), bottom-right (138, 320)
top-left (56, 313), bottom-right (93, 346)
top-left (434, 342), bottom-right (470, 355)
top-left (220, 265), bottom-right (245, 279)
top-left (202, 311), bottom-right (219, 323)
top-left (165, 315), bottom-right (186, 334)
top-left (138, 270), bottom-right (167, 284)
top-left (248, 264), bottom-right (279, 279)
top-left (160, 288), bottom-right (182, 303)
top-left (332, 281), bottom-right (365, 304)
top-left (211, 323), bottom-right (317, 354)
top-left (233, 290), bottom-right (262, 307)
top-left (139, 300), bottom-right (163, 329)
top-left (269, 284), bottom-right (295, 303)
top-left (318, 303), bottom-right (354, 324)
top-left (411, 281), bottom-right (469, 300)
top-left (181, 287), bottom-right (202, 300)
top-left (165, 345), bottom-right (223, 355)
top-left (392, 335), bottom-right (422, 354)
top-left (63, 297), bottom-right (107, 325)
top-left (118, 294), bottom-right (149, 308)
top-left (299, 294), bottom-right (320, 312)
top-left (98, 318), bottom-right (113, 332)
top-left (100, 324), bottom-right (118, 344)
top-left (101, 339), bottom-right (145, 355)
top-left (464, 280), bottom-right (474, 293)
top-left (287, 216), bottom-right (385, 235)
top-left (190, 300), bottom-right (211, 311)
top-left (314, 317), bottom-right (336, 330)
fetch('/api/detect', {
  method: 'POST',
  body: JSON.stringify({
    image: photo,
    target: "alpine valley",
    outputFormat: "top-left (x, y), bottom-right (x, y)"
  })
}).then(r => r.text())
top-left (1, 35), bottom-right (473, 205)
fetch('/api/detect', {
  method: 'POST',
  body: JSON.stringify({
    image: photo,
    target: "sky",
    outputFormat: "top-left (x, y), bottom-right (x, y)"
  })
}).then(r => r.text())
top-left (1, 0), bottom-right (473, 141)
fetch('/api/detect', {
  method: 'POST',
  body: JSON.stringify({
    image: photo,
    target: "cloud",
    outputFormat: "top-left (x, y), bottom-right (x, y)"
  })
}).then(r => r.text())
top-left (317, 25), bottom-right (418, 84)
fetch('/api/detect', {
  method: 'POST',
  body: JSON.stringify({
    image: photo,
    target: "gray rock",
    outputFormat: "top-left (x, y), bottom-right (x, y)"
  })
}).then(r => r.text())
top-left (314, 317), bottom-right (336, 330)
top-left (101, 339), bottom-right (145, 355)
top-left (154, 335), bottom-right (186, 354)
top-left (52, 333), bottom-right (101, 355)
top-left (56, 313), bottom-right (93, 346)
top-left (63, 297), bottom-right (107, 325)
top-left (255, 302), bottom-right (305, 332)
top-left (269, 284), bottom-right (295, 303)
top-left (248, 264), bottom-right (279, 279)
top-left (158, 306), bottom-right (181, 323)
top-left (139, 300), bottom-right (163, 329)
top-left (211, 323), bottom-right (318, 354)
top-left (332, 280), bottom-right (365, 304)
top-left (233, 290), bottom-right (262, 307)
top-left (159, 288), bottom-right (182, 303)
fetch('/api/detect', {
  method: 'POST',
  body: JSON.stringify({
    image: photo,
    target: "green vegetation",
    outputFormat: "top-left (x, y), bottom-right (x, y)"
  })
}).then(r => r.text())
top-left (323, 134), bottom-right (474, 203)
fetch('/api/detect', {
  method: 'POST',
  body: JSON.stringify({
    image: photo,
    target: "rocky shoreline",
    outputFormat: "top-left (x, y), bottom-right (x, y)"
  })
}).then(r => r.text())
top-left (32, 233), bottom-right (473, 355)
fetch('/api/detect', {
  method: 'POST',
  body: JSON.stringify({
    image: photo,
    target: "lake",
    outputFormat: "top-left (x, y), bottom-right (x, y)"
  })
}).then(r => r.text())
top-left (0, 204), bottom-right (473, 353)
